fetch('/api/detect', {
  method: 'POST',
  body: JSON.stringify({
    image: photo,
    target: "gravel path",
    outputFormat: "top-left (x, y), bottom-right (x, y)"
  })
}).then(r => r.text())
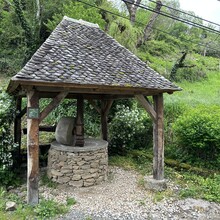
top-left (40, 167), bottom-right (220, 220)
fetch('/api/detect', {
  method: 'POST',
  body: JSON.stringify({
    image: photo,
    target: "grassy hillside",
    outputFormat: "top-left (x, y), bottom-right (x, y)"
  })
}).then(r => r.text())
top-left (165, 71), bottom-right (220, 106)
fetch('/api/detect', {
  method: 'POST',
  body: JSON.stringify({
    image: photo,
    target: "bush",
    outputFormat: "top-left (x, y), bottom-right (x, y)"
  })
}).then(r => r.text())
top-left (109, 104), bottom-right (152, 155)
top-left (164, 101), bottom-right (187, 146)
top-left (0, 90), bottom-right (17, 186)
top-left (172, 105), bottom-right (220, 167)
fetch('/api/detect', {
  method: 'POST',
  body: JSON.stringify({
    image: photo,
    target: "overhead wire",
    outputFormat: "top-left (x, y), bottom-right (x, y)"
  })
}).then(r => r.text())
top-left (146, 0), bottom-right (220, 28)
top-left (76, 0), bottom-right (220, 53)
top-left (123, 0), bottom-right (220, 35)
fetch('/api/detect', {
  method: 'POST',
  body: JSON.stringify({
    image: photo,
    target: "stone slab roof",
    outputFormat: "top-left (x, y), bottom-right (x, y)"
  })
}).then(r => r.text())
top-left (8, 16), bottom-right (181, 95)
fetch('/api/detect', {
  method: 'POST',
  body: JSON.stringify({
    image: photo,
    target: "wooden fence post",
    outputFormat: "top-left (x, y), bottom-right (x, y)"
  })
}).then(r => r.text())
top-left (153, 94), bottom-right (164, 180)
top-left (27, 90), bottom-right (39, 205)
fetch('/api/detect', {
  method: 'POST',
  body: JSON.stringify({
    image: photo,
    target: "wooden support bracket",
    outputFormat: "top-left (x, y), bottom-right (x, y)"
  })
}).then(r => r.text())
top-left (88, 99), bottom-right (101, 114)
top-left (17, 106), bottom-right (27, 118)
top-left (39, 91), bottom-right (68, 123)
top-left (135, 95), bottom-right (156, 121)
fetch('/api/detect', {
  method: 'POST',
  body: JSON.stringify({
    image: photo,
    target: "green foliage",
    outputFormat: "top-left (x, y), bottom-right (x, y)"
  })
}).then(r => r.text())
top-left (35, 199), bottom-right (68, 219)
top-left (0, 4), bottom-right (27, 75)
top-left (0, 188), bottom-right (69, 220)
top-left (66, 197), bottom-right (77, 206)
top-left (45, 0), bottom-right (106, 31)
top-left (172, 105), bottom-right (220, 167)
top-left (179, 173), bottom-right (220, 203)
top-left (165, 71), bottom-right (220, 106)
top-left (175, 65), bottom-right (207, 82)
top-left (109, 104), bottom-right (152, 155)
top-left (0, 90), bottom-right (17, 186)
top-left (108, 18), bottom-right (142, 53)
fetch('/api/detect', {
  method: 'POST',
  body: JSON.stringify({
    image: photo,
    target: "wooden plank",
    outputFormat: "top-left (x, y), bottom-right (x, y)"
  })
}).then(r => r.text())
top-left (39, 91), bottom-right (68, 122)
top-left (23, 125), bottom-right (56, 135)
top-left (14, 97), bottom-right (22, 165)
top-left (27, 90), bottom-right (39, 205)
top-left (101, 100), bottom-right (113, 141)
top-left (153, 94), bottom-right (164, 180)
top-left (135, 95), bottom-right (156, 121)
top-left (17, 106), bottom-right (27, 118)
top-left (75, 97), bottom-right (84, 147)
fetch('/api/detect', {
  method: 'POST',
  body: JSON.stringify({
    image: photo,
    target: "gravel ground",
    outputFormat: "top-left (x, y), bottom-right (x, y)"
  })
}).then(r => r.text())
top-left (40, 167), bottom-right (220, 220)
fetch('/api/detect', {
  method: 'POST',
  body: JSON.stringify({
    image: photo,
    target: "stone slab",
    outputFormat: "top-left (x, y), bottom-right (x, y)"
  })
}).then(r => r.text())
top-left (51, 138), bottom-right (108, 152)
top-left (144, 175), bottom-right (167, 192)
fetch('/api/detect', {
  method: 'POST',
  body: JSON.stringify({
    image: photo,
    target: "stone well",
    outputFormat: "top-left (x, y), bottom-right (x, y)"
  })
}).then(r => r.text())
top-left (47, 138), bottom-right (108, 187)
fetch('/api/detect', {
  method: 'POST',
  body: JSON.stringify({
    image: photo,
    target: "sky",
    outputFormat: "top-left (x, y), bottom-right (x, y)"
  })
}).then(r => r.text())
top-left (178, 0), bottom-right (220, 25)
top-left (110, 0), bottom-right (220, 26)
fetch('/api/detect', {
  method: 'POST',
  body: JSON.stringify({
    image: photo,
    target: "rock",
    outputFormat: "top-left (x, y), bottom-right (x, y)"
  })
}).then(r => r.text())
top-left (72, 175), bottom-right (82, 181)
top-left (69, 180), bottom-right (83, 187)
top-left (89, 168), bottom-right (99, 174)
top-left (55, 117), bottom-right (75, 145)
top-left (61, 169), bottom-right (72, 174)
top-left (57, 176), bottom-right (70, 183)
top-left (82, 173), bottom-right (97, 180)
top-left (59, 154), bottom-right (67, 162)
top-left (144, 175), bottom-right (167, 192)
top-left (5, 201), bottom-right (17, 211)
top-left (77, 161), bottom-right (86, 166)
top-left (84, 178), bottom-right (95, 187)
top-left (51, 169), bottom-right (63, 177)
top-left (81, 165), bottom-right (91, 170)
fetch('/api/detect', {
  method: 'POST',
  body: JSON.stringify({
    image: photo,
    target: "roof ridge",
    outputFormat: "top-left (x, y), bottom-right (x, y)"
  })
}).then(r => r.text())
top-left (63, 16), bottom-right (99, 28)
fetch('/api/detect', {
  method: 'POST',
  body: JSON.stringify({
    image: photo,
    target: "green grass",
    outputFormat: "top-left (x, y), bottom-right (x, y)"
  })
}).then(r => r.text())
top-left (165, 71), bottom-right (220, 106)
top-left (0, 187), bottom-right (70, 220)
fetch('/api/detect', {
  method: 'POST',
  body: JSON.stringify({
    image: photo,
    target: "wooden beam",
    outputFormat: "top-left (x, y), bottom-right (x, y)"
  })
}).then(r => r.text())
top-left (101, 100), bottom-right (113, 141)
top-left (14, 97), bottom-right (22, 166)
top-left (135, 95), bottom-right (156, 121)
top-left (17, 106), bottom-right (27, 118)
top-left (39, 91), bottom-right (68, 123)
top-left (27, 90), bottom-right (39, 205)
top-left (75, 97), bottom-right (84, 147)
top-left (23, 125), bottom-right (56, 135)
top-left (88, 99), bottom-right (101, 114)
top-left (153, 94), bottom-right (164, 180)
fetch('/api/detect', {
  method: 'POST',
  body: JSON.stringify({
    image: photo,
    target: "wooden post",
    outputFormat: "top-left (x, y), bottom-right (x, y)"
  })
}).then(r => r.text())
top-left (75, 97), bottom-right (84, 147)
top-left (101, 100), bottom-right (113, 141)
top-left (14, 97), bottom-right (22, 165)
top-left (153, 94), bottom-right (164, 180)
top-left (27, 91), bottom-right (39, 205)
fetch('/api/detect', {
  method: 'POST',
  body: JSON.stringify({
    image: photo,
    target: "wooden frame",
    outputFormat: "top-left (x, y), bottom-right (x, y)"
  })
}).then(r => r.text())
top-left (17, 89), bottom-right (165, 205)
top-left (136, 94), bottom-right (164, 180)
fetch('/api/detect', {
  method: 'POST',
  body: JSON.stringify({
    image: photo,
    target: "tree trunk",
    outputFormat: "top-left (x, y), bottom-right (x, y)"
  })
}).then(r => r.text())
top-left (170, 52), bottom-right (187, 81)
top-left (123, 0), bottom-right (141, 24)
top-left (137, 0), bottom-right (162, 47)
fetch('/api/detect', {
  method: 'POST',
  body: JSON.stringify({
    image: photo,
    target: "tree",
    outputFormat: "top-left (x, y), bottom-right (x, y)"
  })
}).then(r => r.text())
top-left (122, 0), bottom-right (142, 24)
top-left (137, 0), bottom-right (162, 47)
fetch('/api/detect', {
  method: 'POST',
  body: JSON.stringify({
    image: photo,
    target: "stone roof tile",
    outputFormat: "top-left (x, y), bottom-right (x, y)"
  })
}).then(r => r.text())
top-left (12, 16), bottom-right (181, 92)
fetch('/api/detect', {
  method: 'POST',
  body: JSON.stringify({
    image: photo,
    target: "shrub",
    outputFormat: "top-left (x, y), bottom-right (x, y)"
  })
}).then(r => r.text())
top-left (0, 90), bottom-right (17, 186)
top-left (172, 105), bottom-right (220, 167)
top-left (35, 199), bottom-right (68, 219)
top-left (109, 104), bottom-right (152, 155)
